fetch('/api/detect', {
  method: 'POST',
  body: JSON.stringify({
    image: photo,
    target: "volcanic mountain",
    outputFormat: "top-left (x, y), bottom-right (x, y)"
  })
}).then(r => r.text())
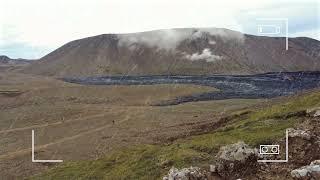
top-left (21, 28), bottom-right (320, 77)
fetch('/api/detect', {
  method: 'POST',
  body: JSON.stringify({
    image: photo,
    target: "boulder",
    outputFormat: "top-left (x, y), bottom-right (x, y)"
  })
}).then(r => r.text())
top-left (209, 165), bottom-right (216, 173)
top-left (210, 141), bottom-right (260, 178)
top-left (291, 160), bottom-right (320, 179)
top-left (306, 107), bottom-right (320, 117)
top-left (288, 128), bottom-right (312, 140)
top-left (217, 141), bottom-right (259, 162)
top-left (163, 166), bottom-right (207, 180)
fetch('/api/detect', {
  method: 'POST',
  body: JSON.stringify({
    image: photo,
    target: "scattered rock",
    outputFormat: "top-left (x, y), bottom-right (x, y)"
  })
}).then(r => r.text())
top-left (160, 160), bottom-right (174, 168)
top-left (288, 127), bottom-right (320, 166)
top-left (209, 164), bottom-right (216, 173)
top-left (163, 166), bottom-right (206, 180)
top-left (217, 141), bottom-right (259, 162)
top-left (312, 160), bottom-right (320, 165)
top-left (211, 141), bottom-right (260, 178)
top-left (66, 96), bottom-right (77, 101)
top-left (288, 128), bottom-right (312, 140)
top-left (165, 120), bottom-right (320, 180)
top-left (291, 160), bottom-right (320, 179)
top-left (306, 107), bottom-right (320, 117)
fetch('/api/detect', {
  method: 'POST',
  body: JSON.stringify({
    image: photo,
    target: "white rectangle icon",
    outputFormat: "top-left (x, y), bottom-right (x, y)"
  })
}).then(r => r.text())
top-left (256, 18), bottom-right (289, 50)
top-left (258, 129), bottom-right (288, 163)
top-left (259, 145), bottom-right (280, 155)
top-left (257, 25), bottom-right (281, 35)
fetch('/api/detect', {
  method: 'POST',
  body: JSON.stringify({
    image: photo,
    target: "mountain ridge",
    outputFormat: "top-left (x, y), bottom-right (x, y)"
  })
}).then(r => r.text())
top-left (0, 55), bottom-right (31, 65)
top-left (20, 28), bottom-right (320, 77)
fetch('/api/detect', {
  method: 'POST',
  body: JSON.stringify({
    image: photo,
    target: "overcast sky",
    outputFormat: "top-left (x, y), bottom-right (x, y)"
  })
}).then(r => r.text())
top-left (0, 0), bottom-right (319, 59)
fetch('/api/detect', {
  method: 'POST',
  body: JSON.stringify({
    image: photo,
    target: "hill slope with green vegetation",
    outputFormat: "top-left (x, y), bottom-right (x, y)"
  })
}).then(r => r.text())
top-left (30, 90), bottom-right (320, 179)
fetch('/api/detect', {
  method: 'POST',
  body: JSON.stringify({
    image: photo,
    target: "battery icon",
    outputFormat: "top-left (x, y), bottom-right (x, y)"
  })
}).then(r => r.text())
top-left (257, 25), bottom-right (281, 35)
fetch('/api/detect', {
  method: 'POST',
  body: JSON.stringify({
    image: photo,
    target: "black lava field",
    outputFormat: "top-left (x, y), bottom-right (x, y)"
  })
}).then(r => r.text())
top-left (63, 71), bottom-right (320, 105)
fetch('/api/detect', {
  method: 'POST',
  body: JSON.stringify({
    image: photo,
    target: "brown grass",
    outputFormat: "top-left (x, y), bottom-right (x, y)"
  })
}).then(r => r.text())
top-left (0, 72), bottom-right (263, 178)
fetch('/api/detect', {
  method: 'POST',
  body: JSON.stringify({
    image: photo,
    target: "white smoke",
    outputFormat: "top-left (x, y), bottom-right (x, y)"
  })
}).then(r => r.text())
top-left (117, 29), bottom-right (192, 50)
top-left (209, 40), bottom-right (216, 45)
top-left (184, 48), bottom-right (223, 62)
top-left (117, 28), bottom-right (243, 50)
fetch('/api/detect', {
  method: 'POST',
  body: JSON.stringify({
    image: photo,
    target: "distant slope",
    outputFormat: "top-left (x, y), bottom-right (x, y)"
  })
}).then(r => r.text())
top-left (0, 55), bottom-right (33, 72)
top-left (0, 55), bottom-right (31, 65)
top-left (21, 28), bottom-right (320, 77)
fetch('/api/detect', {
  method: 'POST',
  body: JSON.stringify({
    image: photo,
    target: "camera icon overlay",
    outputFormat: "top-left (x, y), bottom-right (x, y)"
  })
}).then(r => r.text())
top-left (256, 18), bottom-right (289, 50)
top-left (257, 25), bottom-right (281, 35)
top-left (257, 129), bottom-right (289, 163)
top-left (259, 145), bottom-right (280, 155)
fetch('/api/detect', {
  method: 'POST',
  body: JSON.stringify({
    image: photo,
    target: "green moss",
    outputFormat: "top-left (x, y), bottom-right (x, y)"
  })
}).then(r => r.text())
top-left (31, 145), bottom-right (210, 180)
top-left (251, 91), bottom-right (320, 120)
top-left (31, 91), bottom-right (320, 180)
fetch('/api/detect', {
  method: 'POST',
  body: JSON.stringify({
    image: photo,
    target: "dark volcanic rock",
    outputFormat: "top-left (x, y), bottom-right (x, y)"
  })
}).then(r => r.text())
top-left (63, 71), bottom-right (320, 105)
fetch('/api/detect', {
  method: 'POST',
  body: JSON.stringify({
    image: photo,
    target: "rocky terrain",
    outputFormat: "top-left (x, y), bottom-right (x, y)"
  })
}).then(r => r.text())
top-left (20, 28), bottom-right (320, 77)
top-left (164, 112), bottom-right (320, 179)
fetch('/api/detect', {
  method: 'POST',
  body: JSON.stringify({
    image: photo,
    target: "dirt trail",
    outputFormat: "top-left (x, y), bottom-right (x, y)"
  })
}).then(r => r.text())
top-left (0, 114), bottom-right (106, 134)
top-left (0, 115), bottom-right (130, 160)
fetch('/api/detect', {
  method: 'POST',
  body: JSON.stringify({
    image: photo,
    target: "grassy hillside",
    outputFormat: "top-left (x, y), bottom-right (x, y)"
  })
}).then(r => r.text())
top-left (30, 90), bottom-right (320, 180)
top-left (3, 72), bottom-right (263, 179)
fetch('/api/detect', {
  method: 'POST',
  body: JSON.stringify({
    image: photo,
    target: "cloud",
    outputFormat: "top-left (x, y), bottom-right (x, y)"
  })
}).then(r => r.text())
top-left (118, 28), bottom-right (244, 50)
top-left (235, 0), bottom-right (320, 40)
top-left (118, 29), bottom-right (194, 50)
top-left (184, 48), bottom-right (223, 62)
top-left (0, 0), bottom-right (318, 58)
